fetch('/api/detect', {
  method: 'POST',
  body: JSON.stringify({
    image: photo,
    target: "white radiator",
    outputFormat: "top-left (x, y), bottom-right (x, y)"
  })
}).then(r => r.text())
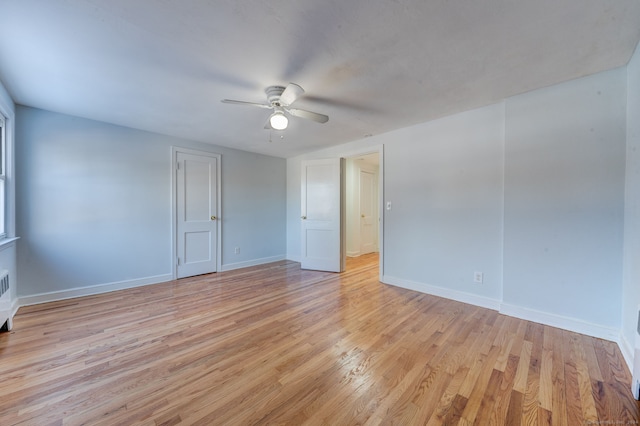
top-left (0, 270), bottom-right (11, 331)
top-left (633, 305), bottom-right (640, 400)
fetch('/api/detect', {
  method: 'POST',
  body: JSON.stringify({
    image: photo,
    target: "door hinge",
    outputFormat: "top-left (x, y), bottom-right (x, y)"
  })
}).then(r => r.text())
top-left (177, 257), bottom-right (181, 266)
top-left (176, 161), bottom-right (181, 170)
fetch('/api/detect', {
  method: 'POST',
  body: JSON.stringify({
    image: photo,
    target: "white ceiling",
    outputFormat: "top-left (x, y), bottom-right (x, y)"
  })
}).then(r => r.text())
top-left (0, 0), bottom-right (638, 158)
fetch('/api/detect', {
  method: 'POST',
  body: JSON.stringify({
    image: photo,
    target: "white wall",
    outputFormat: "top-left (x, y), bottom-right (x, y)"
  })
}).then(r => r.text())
top-left (503, 68), bottom-right (626, 336)
top-left (287, 66), bottom-right (628, 343)
top-left (623, 41), bottom-right (640, 365)
top-left (16, 106), bottom-right (286, 300)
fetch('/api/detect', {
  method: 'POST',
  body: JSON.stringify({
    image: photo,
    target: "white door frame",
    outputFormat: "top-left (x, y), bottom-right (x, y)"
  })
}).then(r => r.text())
top-left (343, 145), bottom-right (384, 279)
top-left (171, 147), bottom-right (222, 280)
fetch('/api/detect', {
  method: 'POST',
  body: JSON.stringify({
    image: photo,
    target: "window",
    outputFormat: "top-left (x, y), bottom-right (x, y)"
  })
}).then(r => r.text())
top-left (0, 115), bottom-right (6, 239)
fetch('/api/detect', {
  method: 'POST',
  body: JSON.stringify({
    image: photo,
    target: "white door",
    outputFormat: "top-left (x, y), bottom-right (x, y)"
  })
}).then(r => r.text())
top-left (176, 151), bottom-right (219, 278)
top-left (301, 158), bottom-right (345, 272)
top-left (360, 169), bottom-right (377, 254)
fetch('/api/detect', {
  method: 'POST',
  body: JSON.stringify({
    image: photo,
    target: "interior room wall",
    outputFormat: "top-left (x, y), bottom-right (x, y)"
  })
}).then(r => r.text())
top-left (380, 103), bottom-right (505, 307)
top-left (623, 41), bottom-right (640, 363)
top-left (502, 68), bottom-right (626, 337)
top-left (16, 106), bottom-right (286, 301)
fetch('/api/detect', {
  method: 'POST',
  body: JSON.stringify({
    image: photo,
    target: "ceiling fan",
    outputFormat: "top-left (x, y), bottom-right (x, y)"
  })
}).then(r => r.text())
top-left (221, 83), bottom-right (329, 130)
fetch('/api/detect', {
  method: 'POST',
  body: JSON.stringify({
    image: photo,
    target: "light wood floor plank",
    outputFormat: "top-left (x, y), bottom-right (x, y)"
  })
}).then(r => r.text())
top-left (0, 254), bottom-right (637, 425)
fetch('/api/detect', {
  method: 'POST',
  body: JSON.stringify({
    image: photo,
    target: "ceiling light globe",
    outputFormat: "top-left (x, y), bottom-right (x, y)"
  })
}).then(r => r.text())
top-left (270, 112), bottom-right (288, 130)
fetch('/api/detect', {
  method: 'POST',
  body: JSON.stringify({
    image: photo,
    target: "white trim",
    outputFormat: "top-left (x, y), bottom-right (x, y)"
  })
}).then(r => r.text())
top-left (0, 87), bottom-right (15, 241)
top-left (619, 333), bottom-right (634, 374)
top-left (10, 297), bottom-right (18, 318)
top-left (381, 274), bottom-right (626, 351)
top-left (382, 275), bottom-right (502, 311)
top-left (287, 254), bottom-right (301, 263)
top-left (0, 236), bottom-right (18, 250)
top-left (171, 147), bottom-right (222, 279)
top-left (18, 273), bottom-right (173, 307)
top-left (220, 255), bottom-right (286, 272)
top-left (499, 303), bottom-right (620, 342)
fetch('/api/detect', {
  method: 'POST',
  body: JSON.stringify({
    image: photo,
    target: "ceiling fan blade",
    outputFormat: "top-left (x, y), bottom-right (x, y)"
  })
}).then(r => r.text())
top-left (287, 108), bottom-right (329, 124)
top-left (279, 83), bottom-right (305, 106)
top-left (221, 99), bottom-right (272, 109)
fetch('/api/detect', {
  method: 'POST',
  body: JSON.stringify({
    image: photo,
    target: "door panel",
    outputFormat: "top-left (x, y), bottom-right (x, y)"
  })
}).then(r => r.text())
top-left (305, 229), bottom-right (334, 259)
top-left (184, 159), bottom-right (211, 222)
top-left (184, 232), bottom-right (211, 263)
top-left (301, 158), bottom-right (345, 272)
top-left (177, 152), bottom-right (218, 278)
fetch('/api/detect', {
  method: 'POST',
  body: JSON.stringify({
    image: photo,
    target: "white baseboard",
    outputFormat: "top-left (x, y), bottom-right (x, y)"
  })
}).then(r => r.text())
top-left (18, 273), bottom-right (173, 307)
top-left (381, 275), bottom-right (502, 311)
top-left (499, 303), bottom-right (620, 342)
top-left (381, 275), bottom-right (625, 352)
top-left (221, 255), bottom-right (286, 272)
top-left (286, 254), bottom-right (301, 263)
top-left (17, 256), bottom-right (288, 307)
top-left (10, 297), bottom-right (18, 318)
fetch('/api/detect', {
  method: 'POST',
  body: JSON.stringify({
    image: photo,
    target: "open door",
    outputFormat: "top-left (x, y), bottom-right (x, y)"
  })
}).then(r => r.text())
top-left (301, 158), bottom-right (345, 272)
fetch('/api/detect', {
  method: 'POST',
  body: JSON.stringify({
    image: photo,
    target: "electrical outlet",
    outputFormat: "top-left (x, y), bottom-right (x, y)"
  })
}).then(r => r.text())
top-left (234, 247), bottom-right (240, 254)
top-left (474, 271), bottom-right (483, 283)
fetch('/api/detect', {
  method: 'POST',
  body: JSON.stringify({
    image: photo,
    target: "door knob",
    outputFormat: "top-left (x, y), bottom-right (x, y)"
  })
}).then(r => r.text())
top-left (211, 215), bottom-right (217, 220)
top-left (301, 216), bottom-right (307, 220)
top-left (361, 214), bottom-right (365, 218)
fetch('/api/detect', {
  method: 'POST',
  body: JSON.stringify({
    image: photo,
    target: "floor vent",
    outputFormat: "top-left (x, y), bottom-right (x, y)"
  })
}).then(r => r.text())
top-left (0, 270), bottom-right (8, 298)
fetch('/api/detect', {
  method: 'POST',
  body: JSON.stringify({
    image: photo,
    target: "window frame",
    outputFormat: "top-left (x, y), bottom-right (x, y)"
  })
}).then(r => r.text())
top-left (0, 114), bottom-right (6, 240)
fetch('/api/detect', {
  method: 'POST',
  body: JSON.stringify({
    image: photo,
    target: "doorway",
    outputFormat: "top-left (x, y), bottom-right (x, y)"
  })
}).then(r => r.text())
top-left (345, 152), bottom-right (381, 271)
top-left (299, 148), bottom-right (383, 278)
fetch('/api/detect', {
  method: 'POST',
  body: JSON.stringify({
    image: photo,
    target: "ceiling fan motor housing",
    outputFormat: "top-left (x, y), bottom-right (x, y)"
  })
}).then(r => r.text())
top-left (266, 86), bottom-right (285, 106)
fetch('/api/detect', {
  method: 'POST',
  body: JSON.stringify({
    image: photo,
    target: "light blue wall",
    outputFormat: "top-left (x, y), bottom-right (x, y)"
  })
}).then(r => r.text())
top-left (381, 104), bottom-right (505, 302)
top-left (503, 68), bottom-right (626, 329)
top-left (623, 41), bottom-right (640, 351)
top-left (221, 149), bottom-right (287, 267)
top-left (16, 106), bottom-right (286, 297)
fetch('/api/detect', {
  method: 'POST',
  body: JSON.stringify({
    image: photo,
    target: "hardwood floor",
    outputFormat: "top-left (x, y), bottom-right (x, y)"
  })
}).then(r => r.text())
top-left (1, 254), bottom-right (638, 425)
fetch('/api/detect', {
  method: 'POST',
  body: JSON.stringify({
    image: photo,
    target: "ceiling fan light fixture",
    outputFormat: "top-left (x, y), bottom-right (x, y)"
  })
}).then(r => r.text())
top-left (270, 111), bottom-right (288, 130)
